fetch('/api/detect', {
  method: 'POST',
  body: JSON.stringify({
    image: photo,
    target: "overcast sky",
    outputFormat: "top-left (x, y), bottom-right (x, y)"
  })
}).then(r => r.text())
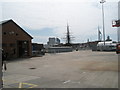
top-left (0, 0), bottom-right (119, 44)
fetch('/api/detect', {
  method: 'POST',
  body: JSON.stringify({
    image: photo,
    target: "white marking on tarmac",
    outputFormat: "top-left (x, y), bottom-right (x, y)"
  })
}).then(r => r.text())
top-left (63, 80), bottom-right (71, 84)
top-left (19, 82), bottom-right (22, 88)
top-left (83, 72), bottom-right (86, 74)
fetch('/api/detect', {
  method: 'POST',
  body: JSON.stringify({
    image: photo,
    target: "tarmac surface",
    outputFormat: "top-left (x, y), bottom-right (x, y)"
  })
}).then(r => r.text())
top-left (2, 50), bottom-right (118, 88)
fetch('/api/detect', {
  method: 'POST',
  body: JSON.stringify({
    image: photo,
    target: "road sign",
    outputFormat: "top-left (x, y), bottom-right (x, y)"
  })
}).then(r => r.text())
top-left (112, 20), bottom-right (120, 27)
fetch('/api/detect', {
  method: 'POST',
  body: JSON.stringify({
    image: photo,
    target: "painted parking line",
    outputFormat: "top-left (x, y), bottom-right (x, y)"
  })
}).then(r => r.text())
top-left (19, 82), bottom-right (38, 88)
top-left (2, 79), bottom-right (38, 88)
top-left (19, 82), bottom-right (22, 88)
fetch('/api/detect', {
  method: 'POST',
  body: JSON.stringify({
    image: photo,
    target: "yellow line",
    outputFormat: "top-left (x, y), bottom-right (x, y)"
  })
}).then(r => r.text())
top-left (3, 79), bottom-right (38, 88)
top-left (22, 83), bottom-right (38, 88)
top-left (22, 83), bottom-right (37, 86)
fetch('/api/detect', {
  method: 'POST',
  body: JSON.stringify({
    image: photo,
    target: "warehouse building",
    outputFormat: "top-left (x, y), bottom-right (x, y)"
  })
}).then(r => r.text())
top-left (0, 19), bottom-right (33, 59)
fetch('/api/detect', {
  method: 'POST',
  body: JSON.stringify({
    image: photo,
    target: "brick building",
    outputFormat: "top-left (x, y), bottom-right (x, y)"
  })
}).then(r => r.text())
top-left (0, 19), bottom-right (33, 59)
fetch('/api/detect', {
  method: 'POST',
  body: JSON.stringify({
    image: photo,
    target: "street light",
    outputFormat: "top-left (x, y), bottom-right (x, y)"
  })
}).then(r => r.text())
top-left (100, 0), bottom-right (106, 45)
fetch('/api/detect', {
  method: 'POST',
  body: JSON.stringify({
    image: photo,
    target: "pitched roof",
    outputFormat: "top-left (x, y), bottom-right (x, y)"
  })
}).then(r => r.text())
top-left (0, 19), bottom-right (33, 39)
top-left (0, 19), bottom-right (11, 25)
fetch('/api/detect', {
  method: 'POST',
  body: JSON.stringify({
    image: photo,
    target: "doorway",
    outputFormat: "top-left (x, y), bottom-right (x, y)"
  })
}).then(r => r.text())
top-left (17, 41), bottom-right (29, 57)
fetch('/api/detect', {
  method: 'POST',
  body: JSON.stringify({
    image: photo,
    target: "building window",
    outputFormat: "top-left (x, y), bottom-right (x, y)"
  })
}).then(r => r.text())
top-left (16, 33), bottom-right (18, 36)
top-left (13, 49), bottom-right (16, 54)
top-left (2, 43), bottom-right (7, 47)
top-left (10, 43), bottom-right (15, 47)
top-left (3, 32), bottom-right (7, 35)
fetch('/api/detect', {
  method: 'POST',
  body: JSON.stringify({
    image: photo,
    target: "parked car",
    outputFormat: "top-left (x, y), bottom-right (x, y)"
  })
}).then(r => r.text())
top-left (116, 43), bottom-right (120, 54)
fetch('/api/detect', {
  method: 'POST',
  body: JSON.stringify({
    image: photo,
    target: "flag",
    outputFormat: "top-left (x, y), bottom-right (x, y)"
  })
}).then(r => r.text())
top-left (98, 26), bottom-right (102, 41)
top-left (99, 30), bottom-right (101, 34)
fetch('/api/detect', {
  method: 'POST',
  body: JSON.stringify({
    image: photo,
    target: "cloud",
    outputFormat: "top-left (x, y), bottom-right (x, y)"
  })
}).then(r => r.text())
top-left (0, 3), bottom-right (2, 20)
top-left (32, 36), bottom-right (48, 44)
top-left (2, 1), bottom-right (118, 43)
top-left (33, 35), bottom-right (58, 44)
top-left (1, 0), bottom-right (119, 3)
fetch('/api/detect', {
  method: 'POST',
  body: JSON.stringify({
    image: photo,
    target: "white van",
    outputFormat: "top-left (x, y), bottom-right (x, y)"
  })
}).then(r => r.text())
top-left (97, 41), bottom-right (117, 51)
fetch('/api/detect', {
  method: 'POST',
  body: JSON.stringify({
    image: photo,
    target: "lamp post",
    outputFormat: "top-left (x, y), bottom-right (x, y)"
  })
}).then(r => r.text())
top-left (100, 0), bottom-right (106, 45)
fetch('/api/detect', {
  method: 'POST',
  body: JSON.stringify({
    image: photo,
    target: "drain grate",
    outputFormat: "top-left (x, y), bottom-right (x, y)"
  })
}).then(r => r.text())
top-left (29, 67), bottom-right (36, 69)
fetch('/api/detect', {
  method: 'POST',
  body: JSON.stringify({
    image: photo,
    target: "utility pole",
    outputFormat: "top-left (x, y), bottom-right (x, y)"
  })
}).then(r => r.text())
top-left (100, 0), bottom-right (106, 45)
